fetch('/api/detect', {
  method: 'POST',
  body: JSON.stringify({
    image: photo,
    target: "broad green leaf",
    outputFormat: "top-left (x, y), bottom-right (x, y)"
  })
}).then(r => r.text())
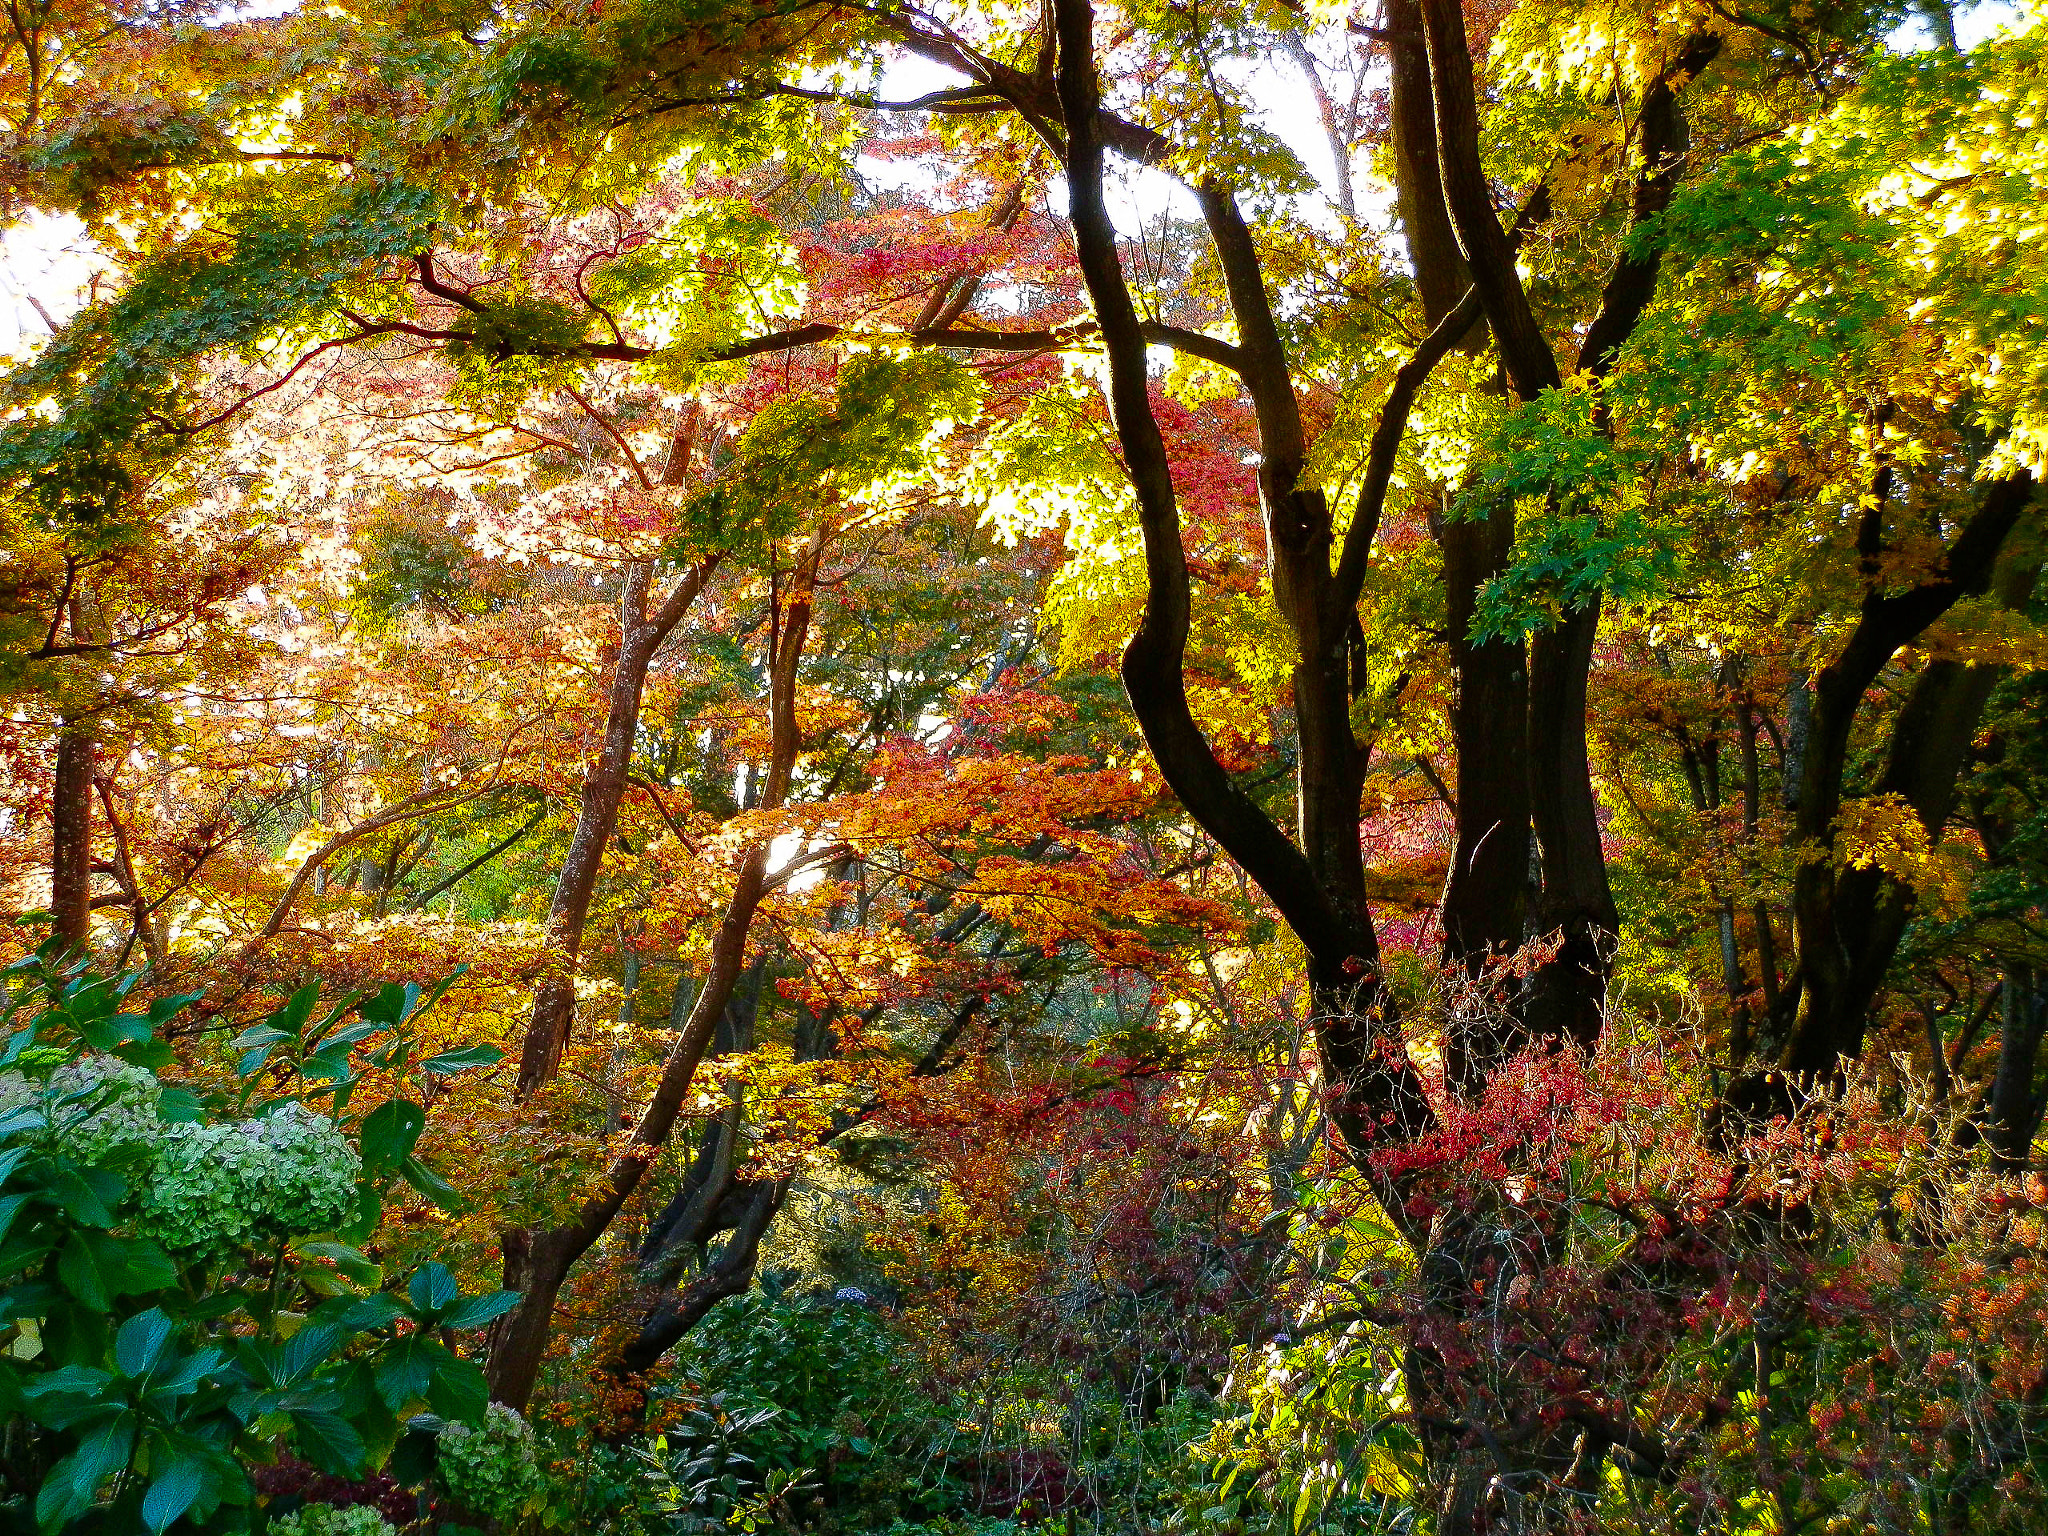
top-left (399, 1154), bottom-right (464, 1212)
top-left (114, 1308), bottom-right (176, 1379)
top-left (408, 1262), bottom-right (458, 1316)
top-left (358, 1099), bottom-right (425, 1176)
top-left (439, 1288), bottom-right (521, 1331)
top-left (140, 1451), bottom-right (207, 1534)
top-left (419, 1044), bottom-right (503, 1075)
top-left (292, 1405), bottom-right (368, 1475)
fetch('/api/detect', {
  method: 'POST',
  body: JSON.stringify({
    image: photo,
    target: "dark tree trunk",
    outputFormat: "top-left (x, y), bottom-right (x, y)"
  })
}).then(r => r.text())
top-left (49, 723), bottom-right (93, 953)
top-left (1523, 597), bottom-right (1620, 1048)
top-left (1436, 501), bottom-right (1532, 1090)
top-left (1987, 966), bottom-right (2046, 1172)
top-left (1781, 478), bottom-right (2036, 1078)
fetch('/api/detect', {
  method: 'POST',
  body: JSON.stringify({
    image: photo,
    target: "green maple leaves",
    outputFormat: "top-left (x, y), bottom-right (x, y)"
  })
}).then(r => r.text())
top-left (0, 178), bottom-right (435, 527)
top-left (687, 352), bottom-right (985, 553)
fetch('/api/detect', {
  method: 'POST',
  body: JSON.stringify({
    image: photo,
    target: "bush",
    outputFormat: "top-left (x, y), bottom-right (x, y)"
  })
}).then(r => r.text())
top-left (0, 948), bottom-right (516, 1533)
top-left (268, 1504), bottom-right (401, 1536)
top-left (641, 1293), bottom-right (961, 1533)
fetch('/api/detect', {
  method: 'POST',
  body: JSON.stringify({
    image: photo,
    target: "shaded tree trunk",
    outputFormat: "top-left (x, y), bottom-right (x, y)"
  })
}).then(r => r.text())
top-left (49, 722), bottom-right (93, 952)
top-left (1779, 481), bottom-right (2037, 1078)
top-left (516, 554), bottom-right (719, 1099)
top-left (1987, 966), bottom-right (2046, 1173)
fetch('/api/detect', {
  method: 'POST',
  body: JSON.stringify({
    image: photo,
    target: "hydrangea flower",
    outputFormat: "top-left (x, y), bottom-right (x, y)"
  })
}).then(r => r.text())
top-left (438, 1402), bottom-right (544, 1522)
top-left (0, 1054), bottom-right (162, 1161)
top-left (267, 1502), bottom-right (399, 1536)
top-left (140, 1102), bottom-right (361, 1254)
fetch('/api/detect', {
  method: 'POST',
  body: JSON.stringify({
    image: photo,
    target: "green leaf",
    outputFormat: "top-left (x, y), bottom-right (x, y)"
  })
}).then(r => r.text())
top-left (145, 991), bottom-right (203, 1028)
top-left (115, 1308), bottom-right (176, 1379)
top-left (60, 1232), bottom-right (178, 1312)
top-left (294, 1240), bottom-right (383, 1286)
top-left (358, 1099), bottom-right (425, 1176)
top-left (408, 1262), bottom-right (458, 1316)
top-left (419, 1044), bottom-right (502, 1075)
top-left (36, 1415), bottom-right (134, 1530)
top-left (141, 1452), bottom-right (207, 1534)
top-left (58, 1232), bottom-right (110, 1311)
top-left (0, 1189), bottom-right (33, 1250)
top-left (399, 1155), bottom-right (464, 1212)
top-left (232, 1024), bottom-right (292, 1079)
top-left (154, 1087), bottom-right (204, 1123)
top-left (300, 1045), bottom-right (358, 1083)
top-left (357, 981), bottom-right (420, 1028)
top-left (43, 1164), bottom-right (120, 1226)
top-left (439, 1288), bottom-right (521, 1331)
top-left (427, 1353), bottom-right (488, 1425)
top-left (269, 983), bottom-right (321, 1040)
top-left (292, 1406), bottom-right (368, 1475)
top-left (372, 1335), bottom-right (442, 1408)
top-left (326, 1293), bottom-right (406, 1332)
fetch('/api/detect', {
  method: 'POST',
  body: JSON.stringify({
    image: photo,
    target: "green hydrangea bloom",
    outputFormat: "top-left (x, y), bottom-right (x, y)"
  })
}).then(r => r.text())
top-left (139, 1102), bottom-right (360, 1253)
top-left (0, 1054), bottom-right (162, 1160)
top-left (267, 1502), bottom-right (399, 1536)
top-left (438, 1402), bottom-right (544, 1522)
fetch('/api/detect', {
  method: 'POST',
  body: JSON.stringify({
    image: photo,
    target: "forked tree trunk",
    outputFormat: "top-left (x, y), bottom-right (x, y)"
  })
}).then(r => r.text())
top-left (516, 555), bottom-right (718, 1099)
top-left (487, 530), bottom-right (819, 1409)
top-left (1778, 483), bottom-right (2037, 1080)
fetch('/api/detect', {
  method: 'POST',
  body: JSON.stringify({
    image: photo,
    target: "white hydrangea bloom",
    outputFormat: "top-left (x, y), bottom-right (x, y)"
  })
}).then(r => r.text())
top-left (52, 1055), bottom-right (165, 1160)
top-left (0, 1070), bottom-right (40, 1124)
top-left (439, 1402), bottom-right (543, 1521)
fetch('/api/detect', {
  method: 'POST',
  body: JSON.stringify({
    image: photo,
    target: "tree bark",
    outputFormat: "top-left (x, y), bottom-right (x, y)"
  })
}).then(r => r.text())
top-left (1780, 474), bottom-right (2037, 1077)
top-left (1522, 595), bottom-right (1617, 1047)
top-left (1987, 966), bottom-right (2045, 1173)
top-left (49, 722), bottom-right (94, 953)
top-left (1052, 0), bottom-right (1437, 1239)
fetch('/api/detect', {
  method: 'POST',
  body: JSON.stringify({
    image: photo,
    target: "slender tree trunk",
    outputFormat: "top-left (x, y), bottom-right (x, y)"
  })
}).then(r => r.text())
top-left (49, 723), bottom-right (93, 953)
top-left (1736, 696), bottom-right (1781, 1034)
top-left (95, 775), bottom-right (165, 972)
top-left (486, 537), bottom-right (807, 1409)
top-left (613, 1177), bottom-right (791, 1379)
top-left (515, 556), bottom-right (716, 1100)
top-left (1384, 0), bottom-right (1472, 327)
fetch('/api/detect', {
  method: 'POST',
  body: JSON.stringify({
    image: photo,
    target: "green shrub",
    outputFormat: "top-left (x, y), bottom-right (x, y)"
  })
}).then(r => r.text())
top-left (267, 1504), bottom-right (401, 1536)
top-left (644, 1293), bottom-right (961, 1532)
top-left (0, 947), bottom-right (514, 1533)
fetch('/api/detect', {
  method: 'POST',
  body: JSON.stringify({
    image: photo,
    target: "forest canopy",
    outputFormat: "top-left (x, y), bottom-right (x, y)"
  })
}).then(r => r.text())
top-left (2, 0), bottom-right (2047, 1533)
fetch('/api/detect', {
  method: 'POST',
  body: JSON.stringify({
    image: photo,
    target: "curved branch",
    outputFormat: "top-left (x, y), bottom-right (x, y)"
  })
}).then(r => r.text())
top-left (1334, 285), bottom-right (1482, 608)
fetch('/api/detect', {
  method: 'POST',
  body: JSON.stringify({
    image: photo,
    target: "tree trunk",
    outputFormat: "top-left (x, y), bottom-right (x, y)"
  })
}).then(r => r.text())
top-left (515, 557), bottom-right (715, 1100)
top-left (485, 539), bottom-right (805, 1409)
top-left (49, 723), bottom-right (93, 953)
top-left (1523, 596), bottom-right (1619, 1048)
top-left (1987, 966), bottom-right (2045, 1173)
top-left (1780, 480), bottom-right (2036, 1077)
